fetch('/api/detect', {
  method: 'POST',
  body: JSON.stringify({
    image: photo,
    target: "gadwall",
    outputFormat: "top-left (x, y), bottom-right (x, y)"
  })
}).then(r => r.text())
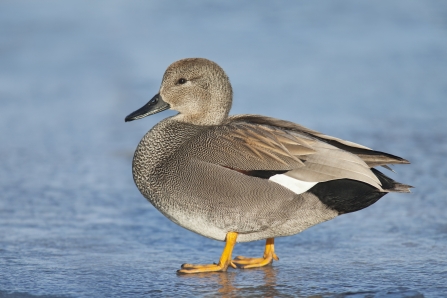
top-left (125, 58), bottom-right (411, 274)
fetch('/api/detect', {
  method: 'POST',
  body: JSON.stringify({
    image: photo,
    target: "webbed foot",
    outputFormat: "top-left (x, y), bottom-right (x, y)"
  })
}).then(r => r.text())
top-left (232, 238), bottom-right (279, 269)
top-left (177, 232), bottom-right (238, 274)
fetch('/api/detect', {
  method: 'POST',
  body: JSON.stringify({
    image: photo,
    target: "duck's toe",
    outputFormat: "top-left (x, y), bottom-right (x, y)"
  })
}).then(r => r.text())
top-left (232, 252), bottom-right (278, 269)
top-left (177, 263), bottom-right (230, 274)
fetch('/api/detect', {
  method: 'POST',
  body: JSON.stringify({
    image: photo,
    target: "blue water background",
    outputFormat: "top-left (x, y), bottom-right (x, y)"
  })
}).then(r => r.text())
top-left (0, 1), bottom-right (446, 297)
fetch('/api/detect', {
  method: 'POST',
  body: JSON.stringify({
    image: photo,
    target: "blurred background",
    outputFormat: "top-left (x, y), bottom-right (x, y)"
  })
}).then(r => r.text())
top-left (0, 1), bottom-right (446, 297)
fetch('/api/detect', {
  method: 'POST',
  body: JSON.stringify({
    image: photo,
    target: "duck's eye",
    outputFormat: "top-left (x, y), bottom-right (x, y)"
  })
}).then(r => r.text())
top-left (177, 78), bottom-right (187, 84)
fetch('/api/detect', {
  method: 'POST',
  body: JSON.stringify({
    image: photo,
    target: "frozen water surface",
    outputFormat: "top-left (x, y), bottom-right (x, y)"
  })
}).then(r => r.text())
top-left (0, 1), bottom-right (446, 297)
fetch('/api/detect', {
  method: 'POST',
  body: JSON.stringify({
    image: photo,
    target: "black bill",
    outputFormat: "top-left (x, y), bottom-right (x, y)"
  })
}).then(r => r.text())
top-left (125, 93), bottom-right (170, 122)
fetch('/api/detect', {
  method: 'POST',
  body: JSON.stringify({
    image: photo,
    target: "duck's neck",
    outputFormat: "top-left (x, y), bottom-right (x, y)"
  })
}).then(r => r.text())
top-left (172, 111), bottom-right (227, 126)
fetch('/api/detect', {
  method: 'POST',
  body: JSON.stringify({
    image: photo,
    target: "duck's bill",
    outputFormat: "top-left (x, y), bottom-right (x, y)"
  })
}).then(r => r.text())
top-left (125, 93), bottom-right (170, 122)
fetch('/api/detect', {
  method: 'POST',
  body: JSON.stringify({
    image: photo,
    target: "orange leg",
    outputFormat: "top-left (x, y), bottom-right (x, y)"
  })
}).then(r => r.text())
top-left (177, 232), bottom-right (238, 274)
top-left (232, 238), bottom-right (279, 269)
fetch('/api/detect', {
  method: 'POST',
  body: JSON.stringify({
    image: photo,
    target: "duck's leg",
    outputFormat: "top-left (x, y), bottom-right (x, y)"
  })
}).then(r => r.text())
top-left (232, 238), bottom-right (279, 269)
top-left (177, 232), bottom-right (238, 274)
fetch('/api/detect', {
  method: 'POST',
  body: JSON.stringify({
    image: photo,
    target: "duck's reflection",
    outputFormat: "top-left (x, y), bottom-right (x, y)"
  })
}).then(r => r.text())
top-left (178, 265), bottom-right (281, 297)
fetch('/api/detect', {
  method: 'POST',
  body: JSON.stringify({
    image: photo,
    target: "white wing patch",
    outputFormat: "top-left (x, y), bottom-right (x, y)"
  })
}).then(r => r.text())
top-left (269, 174), bottom-right (318, 194)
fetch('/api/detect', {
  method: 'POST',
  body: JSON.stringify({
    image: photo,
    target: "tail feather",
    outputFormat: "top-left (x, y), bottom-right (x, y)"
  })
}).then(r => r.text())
top-left (371, 168), bottom-right (413, 193)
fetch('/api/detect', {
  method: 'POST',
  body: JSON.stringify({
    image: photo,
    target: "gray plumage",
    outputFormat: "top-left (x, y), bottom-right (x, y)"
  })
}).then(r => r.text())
top-left (126, 58), bottom-right (411, 244)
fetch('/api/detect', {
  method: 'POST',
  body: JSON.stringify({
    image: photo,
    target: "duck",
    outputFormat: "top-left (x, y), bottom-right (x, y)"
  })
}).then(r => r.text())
top-left (125, 58), bottom-right (411, 274)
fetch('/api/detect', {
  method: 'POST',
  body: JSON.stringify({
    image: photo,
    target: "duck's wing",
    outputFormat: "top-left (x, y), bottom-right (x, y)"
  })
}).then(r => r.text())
top-left (229, 115), bottom-right (410, 168)
top-left (186, 120), bottom-right (314, 172)
top-left (187, 114), bottom-right (387, 190)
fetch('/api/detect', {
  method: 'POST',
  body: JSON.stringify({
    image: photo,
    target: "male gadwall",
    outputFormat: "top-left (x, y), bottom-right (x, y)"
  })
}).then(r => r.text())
top-left (125, 58), bottom-right (411, 274)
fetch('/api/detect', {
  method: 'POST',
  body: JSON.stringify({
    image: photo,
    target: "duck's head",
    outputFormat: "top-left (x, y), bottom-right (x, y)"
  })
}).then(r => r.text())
top-left (125, 58), bottom-right (233, 126)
